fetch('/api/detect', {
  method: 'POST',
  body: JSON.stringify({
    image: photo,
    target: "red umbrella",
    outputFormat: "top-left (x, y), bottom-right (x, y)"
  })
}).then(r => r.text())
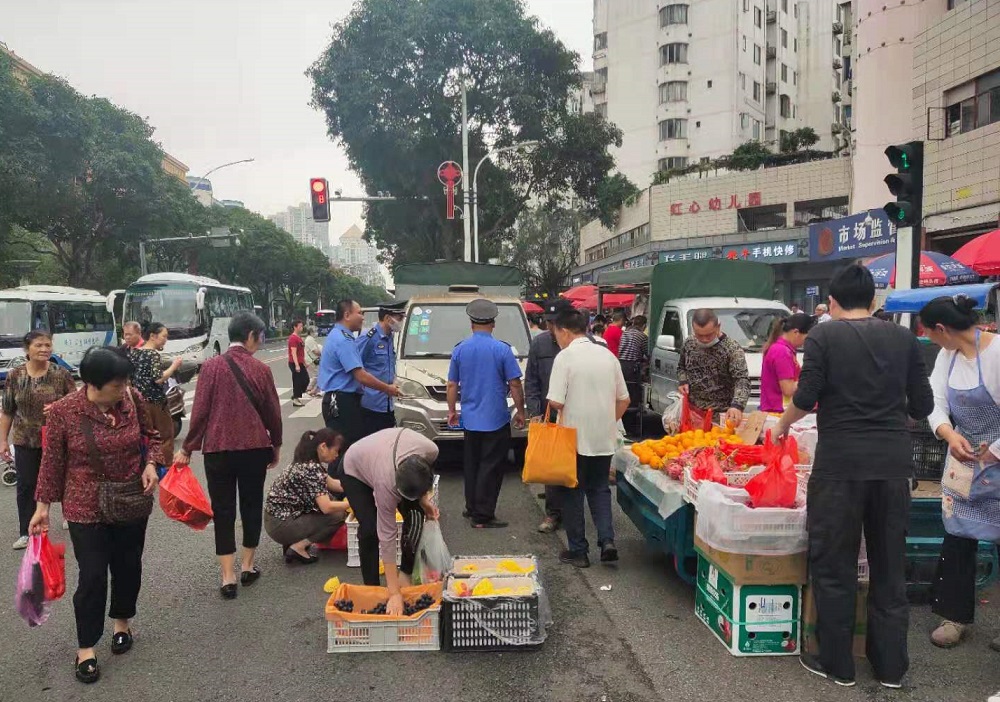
top-left (560, 284), bottom-right (596, 301)
top-left (578, 292), bottom-right (635, 310)
top-left (521, 301), bottom-right (544, 314)
top-left (953, 229), bottom-right (1000, 276)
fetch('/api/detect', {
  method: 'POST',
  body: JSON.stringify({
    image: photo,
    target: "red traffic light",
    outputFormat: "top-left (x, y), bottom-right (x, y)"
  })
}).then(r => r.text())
top-left (309, 178), bottom-right (331, 222)
top-left (311, 179), bottom-right (326, 193)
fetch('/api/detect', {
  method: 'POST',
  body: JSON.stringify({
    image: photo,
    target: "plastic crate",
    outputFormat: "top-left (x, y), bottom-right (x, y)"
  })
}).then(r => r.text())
top-left (441, 576), bottom-right (543, 652)
top-left (450, 555), bottom-right (538, 578)
top-left (683, 466), bottom-right (763, 505)
top-left (910, 420), bottom-right (947, 481)
top-left (616, 472), bottom-right (698, 584)
top-left (324, 582), bottom-right (442, 653)
top-left (346, 513), bottom-right (402, 568)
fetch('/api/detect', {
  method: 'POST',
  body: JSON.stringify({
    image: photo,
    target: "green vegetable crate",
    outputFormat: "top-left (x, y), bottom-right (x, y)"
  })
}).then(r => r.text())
top-left (694, 556), bottom-right (801, 657)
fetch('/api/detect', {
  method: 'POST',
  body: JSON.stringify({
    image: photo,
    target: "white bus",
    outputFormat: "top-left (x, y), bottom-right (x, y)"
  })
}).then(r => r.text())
top-left (0, 285), bottom-right (117, 385)
top-left (121, 273), bottom-right (254, 374)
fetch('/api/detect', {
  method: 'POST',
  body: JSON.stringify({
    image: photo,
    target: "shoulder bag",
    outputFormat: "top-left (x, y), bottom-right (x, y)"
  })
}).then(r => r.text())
top-left (223, 354), bottom-right (268, 430)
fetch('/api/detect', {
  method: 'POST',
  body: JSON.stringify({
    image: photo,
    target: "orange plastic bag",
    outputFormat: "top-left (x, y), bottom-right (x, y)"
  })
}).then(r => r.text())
top-left (158, 463), bottom-right (214, 530)
top-left (38, 533), bottom-right (65, 601)
top-left (745, 437), bottom-right (799, 508)
top-left (522, 404), bottom-right (578, 488)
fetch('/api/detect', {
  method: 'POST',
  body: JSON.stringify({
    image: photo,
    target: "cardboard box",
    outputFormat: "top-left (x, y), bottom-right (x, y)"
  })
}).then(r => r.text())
top-left (695, 555), bottom-right (800, 657)
top-left (695, 533), bottom-right (808, 585)
top-left (801, 583), bottom-right (868, 659)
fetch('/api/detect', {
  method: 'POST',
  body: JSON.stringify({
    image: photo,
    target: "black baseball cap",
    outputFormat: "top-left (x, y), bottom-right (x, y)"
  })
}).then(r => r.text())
top-left (543, 298), bottom-right (577, 320)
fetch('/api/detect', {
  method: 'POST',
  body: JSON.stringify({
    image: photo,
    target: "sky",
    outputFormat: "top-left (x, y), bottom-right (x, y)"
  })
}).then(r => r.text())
top-left (0, 0), bottom-right (593, 246)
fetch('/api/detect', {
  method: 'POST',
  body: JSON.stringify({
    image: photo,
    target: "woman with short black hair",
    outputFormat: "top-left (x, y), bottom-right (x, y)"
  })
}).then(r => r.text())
top-left (0, 330), bottom-right (75, 549)
top-left (30, 346), bottom-right (162, 684)
top-left (128, 322), bottom-right (182, 459)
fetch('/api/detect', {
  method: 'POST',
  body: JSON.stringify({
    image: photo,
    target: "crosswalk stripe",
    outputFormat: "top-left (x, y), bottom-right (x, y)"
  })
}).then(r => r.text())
top-left (184, 387), bottom-right (291, 408)
top-left (289, 401), bottom-right (324, 419)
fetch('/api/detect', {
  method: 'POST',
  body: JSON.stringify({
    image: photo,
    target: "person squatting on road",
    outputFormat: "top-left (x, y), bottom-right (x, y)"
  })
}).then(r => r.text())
top-left (340, 427), bottom-right (440, 615)
top-left (30, 347), bottom-right (162, 685)
top-left (1, 330), bottom-right (75, 550)
top-left (173, 311), bottom-right (283, 601)
top-left (265, 428), bottom-right (350, 565)
top-left (447, 298), bottom-right (526, 529)
top-left (677, 308), bottom-right (750, 428)
top-left (356, 300), bottom-right (407, 437)
top-left (775, 264), bottom-right (933, 689)
top-left (127, 322), bottom-right (183, 461)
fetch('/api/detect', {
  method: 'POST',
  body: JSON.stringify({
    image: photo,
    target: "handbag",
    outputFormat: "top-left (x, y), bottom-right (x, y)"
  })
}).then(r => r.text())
top-left (522, 403), bottom-right (578, 488)
top-left (80, 392), bottom-right (153, 524)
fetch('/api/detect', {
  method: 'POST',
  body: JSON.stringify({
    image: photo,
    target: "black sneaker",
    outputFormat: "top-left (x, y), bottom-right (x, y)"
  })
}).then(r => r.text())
top-left (111, 630), bottom-right (133, 655)
top-left (879, 680), bottom-right (903, 690)
top-left (559, 550), bottom-right (591, 568)
top-left (600, 542), bottom-right (619, 563)
top-left (799, 654), bottom-right (855, 687)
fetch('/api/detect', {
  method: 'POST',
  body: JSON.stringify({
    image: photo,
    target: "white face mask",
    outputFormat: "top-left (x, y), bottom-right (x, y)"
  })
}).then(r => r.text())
top-left (388, 318), bottom-right (404, 333)
top-left (695, 337), bottom-right (721, 349)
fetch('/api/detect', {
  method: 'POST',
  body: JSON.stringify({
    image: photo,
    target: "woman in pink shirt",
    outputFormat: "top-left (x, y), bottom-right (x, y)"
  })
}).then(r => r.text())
top-left (759, 313), bottom-right (816, 413)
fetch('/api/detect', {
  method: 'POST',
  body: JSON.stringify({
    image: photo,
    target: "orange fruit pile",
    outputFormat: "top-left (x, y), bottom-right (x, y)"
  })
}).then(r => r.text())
top-left (630, 426), bottom-right (742, 469)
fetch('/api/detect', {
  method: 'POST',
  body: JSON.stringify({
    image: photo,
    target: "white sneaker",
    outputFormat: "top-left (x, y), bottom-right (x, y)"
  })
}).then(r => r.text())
top-left (12, 535), bottom-right (28, 550)
top-left (291, 399), bottom-right (304, 407)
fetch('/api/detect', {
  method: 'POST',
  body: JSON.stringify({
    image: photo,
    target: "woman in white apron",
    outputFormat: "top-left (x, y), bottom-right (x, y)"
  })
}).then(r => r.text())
top-left (922, 295), bottom-right (1000, 650)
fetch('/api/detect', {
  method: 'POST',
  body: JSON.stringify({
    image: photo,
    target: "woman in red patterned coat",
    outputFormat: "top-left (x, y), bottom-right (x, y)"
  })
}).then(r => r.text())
top-left (30, 347), bottom-right (162, 685)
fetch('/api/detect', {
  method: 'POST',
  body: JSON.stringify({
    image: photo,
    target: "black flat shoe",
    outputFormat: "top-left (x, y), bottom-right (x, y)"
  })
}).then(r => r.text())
top-left (240, 567), bottom-right (261, 586)
top-left (220, 584), bottom-right (238, 600)
top-left (111, 630), bottom-right (133, 655)
top-left (472, 519), bottom-right (508, 529)
top-left (75, 657), bottom-right (100, 684)
top-left (284, 548), bottom-right (318, 565)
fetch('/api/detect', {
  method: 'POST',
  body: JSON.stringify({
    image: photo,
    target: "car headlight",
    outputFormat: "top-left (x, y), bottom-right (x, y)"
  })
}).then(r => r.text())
top-left (396, 377), bottom-right (431, 400)
top-left (9, 356), bottom-right (27, 368)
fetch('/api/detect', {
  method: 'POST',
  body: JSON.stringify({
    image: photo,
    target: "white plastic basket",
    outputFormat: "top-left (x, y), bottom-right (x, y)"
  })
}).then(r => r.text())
top-left (450, 555), bottom-right (538, 578)
top-left (346, 514), bottom-right (403, 568)
top-left (327, 607), bottom-right (440, 652)
top-left (696, 482), bottom-right (808, 556)
top-left (683, 466), bottom-right (763, 505)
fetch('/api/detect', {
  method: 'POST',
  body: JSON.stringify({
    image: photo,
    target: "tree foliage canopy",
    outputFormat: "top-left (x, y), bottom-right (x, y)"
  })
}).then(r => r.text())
top-left (506, 206), bottom-right (584, 298)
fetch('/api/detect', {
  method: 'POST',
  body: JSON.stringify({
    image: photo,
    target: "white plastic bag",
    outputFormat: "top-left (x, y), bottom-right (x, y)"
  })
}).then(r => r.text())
top-left (412, 521), bottom-right (451, 584)
top-left (661, 392), bottom-right (684, 434)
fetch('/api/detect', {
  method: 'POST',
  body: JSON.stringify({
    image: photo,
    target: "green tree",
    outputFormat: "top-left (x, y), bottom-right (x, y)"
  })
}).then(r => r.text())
top-left (779, 127), bottom-right (820, 154)
top-left (308, 0), bottom-right (634, 268)
top-left (506, 205), bottom-right (583, 297)
top-left (723, 141), bottom-right (772, 171)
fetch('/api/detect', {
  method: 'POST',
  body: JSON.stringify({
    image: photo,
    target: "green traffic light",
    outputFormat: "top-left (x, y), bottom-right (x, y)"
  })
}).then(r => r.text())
top-left (900, 152), bottom-right (910, 170)
top-left (896, 209), bottom-right (905, 222)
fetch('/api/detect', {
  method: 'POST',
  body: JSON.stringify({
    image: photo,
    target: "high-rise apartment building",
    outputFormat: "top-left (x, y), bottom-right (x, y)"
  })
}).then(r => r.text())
top-left (268, 202), bottom-right (330, 251)
top-left (592, 0), bottom-right (850, 187)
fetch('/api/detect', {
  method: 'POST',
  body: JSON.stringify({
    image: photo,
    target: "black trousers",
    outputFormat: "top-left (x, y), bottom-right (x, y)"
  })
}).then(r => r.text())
top-left (289, 363), bottom-right (310, 400)
top-left (360, 408), bottom-right (396, 437)
top-left (68, 518), bottom-right (148, 648)
top-left (807, 477), bottom-right (910, 683)
top-left (620, 360), bottom-right (643, 408)
top-left (324, 391), bottom-right (364, 478)
top-left (341, 474), bottom-right (423, 586)
top-left (203, 448), bottom-right (271, 556)
top-left (544, 485), bottom-right (562, 520)
top-left (931, 533), bottom-right (979, 624)
top-left (14, 445), bottom-right (42, 537)
top-left (463, 425), bottom-right (511, 524)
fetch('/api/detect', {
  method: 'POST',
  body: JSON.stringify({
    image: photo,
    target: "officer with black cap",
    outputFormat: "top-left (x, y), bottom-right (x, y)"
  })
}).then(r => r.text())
top-left (447, 298), bottom-right (526, 528)
top-left (356, 300), bottom-right (407, 436)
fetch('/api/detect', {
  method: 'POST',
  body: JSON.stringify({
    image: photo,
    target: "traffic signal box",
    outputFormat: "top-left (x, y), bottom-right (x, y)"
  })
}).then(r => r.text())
top-left (310, 178), bottom-right (331, 223)
top-left (883, 141), bottom-right (924, 228)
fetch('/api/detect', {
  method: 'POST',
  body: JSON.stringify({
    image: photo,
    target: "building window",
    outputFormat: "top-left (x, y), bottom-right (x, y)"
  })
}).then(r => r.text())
top-left (659, 118), bottom-right (688, 140)
top-left (659, 4), bottom-right (688, 26)
top-left (659, 81), bottom-right (688, 103)
top-left (782, 0), bottom-right (788, 12)
top-left (660, 43), bottom-right (689, 65)
top-left (780, 95), bottom-right (792, 118)
top-left (707, 79), bottom-right (713, 89)
top-left (754, 44), bottom-right (762, 64)
top-left (743, 35), bottom-right (747, 52)
top-left (781, 28), bottom-right (788, 48)
top-left (753, 119), bottom-right (761, 139)
top-left (945, 69), bottom-right (1000, 137)
top-left (793, 70), bottom-right (798, 85)
top-left (755, 7), bottom-right (762, 27)
top-left (740, 72), bottom-right (747, 89)
top-left (741, 113), bottom-right (750, 129)
top-left (658, 157), bottom-right (688, 171)
top-left (794, 38), bottom-right (798, 53)
top-left (743, 0), bottom-right (749, 11)
top-left (781, 64), bottom-right (788, 82)
top-left (793, 3), bottom-right (798, 17)
top-left (948, 0), bottom-right (970, 8)
top-left (594, 32), bottom-right (607, 51)
top-left (835, 38), bottom-right (842, 56)
top-left (753, 81), bottom-right (761, 101)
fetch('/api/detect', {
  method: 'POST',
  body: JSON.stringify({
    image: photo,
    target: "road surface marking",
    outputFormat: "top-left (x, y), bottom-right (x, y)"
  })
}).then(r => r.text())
top-left (289, 400), bottom-right (324, 419)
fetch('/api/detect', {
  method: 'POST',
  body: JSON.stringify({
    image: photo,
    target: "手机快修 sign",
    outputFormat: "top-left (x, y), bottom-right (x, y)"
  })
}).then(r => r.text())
top-left (808, 210), bottom-right (897, 262)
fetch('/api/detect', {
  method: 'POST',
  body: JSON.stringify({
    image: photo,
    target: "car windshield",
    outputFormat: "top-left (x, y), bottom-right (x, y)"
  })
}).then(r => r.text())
top-left (0, 301), bottom-right (30, 343)
top-left (125, 284), bottom-right (200, 330)
top-left (688, 308), bottom-right (788, 352)
top-left (402, 303), bottom-right (530, 358)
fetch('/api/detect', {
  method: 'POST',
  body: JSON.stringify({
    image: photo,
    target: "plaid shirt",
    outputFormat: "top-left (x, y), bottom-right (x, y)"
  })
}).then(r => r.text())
top-left (617, 329), bottom-right (649, 363)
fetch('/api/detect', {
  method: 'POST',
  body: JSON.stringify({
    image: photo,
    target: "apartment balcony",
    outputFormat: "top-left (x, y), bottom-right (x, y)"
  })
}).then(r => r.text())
top-left (833, 57), bottom-right (843, 70)
top-left (833, 21), bottom-right (844, 35)
top-left (591, 79), bottom-right (607, 95)
top-left (843, 29), bottom-right (853, 45)
top-left (766, 81), bottom-right (777, 95)
top-left (832, 91), bottom-right (842, 103)
top-left (845, 80), bottom-right (852, 96)
top-left (766, 46), bottom-right (777, 60)
top-left (767, 10), bottom-right (777, 23)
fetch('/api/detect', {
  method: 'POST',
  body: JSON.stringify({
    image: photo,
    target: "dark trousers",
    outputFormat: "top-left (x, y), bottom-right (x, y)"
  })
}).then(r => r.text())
top-left (544, 485), bottom-right (562, 521)
top-left (463, 425), bottom-right (511, 524)
top-left (620, 360), bottom-right (643, 408)
top-left (360, 408), bottom-right (396, 437)
top-left (556, 454), bottom-right (615, 555)
top-left (14, 445), bottom-right (42, 537)
top-left (932, 533), bottom-right (979, 624)
top-left (68, 518), bottom-right (148, 648)
top-left (341, 474), bottom-right (423, 585)
top-left (807, 477), bottom-right (910, 683)
top-left (204, 448), bottom-right (271, 556)
top-left (324, 392), bottom-right (364, 478)
top-left (289, 363), bottom-right (310, 400)
top-left (264, 511), bottom-right (344, 549)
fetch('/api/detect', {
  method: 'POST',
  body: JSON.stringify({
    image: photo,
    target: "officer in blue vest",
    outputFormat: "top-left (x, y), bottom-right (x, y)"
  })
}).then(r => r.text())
top-left (447, 298), bottom-right (526, 529)
top-left (318, 299), bottom-right (400, 471)
top-left (356, 300), bottom-right (406, 436)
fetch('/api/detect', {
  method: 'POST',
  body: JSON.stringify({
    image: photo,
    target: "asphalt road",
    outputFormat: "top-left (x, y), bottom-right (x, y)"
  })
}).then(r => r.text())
top-left (2, 341), bottom-right (998, 702)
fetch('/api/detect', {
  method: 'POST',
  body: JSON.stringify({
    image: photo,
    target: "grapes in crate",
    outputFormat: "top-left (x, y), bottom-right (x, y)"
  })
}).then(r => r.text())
top-left (333, 599), bottom-right (354, 613)
top-left (403, 593), bottom-right (436, 616)
top-left (363, 601), bottom-right (388, 615)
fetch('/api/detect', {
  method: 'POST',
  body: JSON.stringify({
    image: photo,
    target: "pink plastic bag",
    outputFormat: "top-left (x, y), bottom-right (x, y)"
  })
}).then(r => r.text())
top-left (15, 536), bottom-right (49, 627)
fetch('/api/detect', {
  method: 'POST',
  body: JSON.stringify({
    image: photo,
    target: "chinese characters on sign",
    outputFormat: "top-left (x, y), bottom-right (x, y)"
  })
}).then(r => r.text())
top-left (808, 209), bottom-right (897, 262)
top-left (659, 249), bottom-right (713, 263)
top-left (670, 191), bottom-right (763, 215)
top-left (721, 240), bottom-right (800, 263)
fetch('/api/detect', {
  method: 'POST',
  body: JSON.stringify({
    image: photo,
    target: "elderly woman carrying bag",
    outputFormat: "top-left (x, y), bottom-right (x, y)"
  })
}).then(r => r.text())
top-left (29, 347), bottom-right (162, 685)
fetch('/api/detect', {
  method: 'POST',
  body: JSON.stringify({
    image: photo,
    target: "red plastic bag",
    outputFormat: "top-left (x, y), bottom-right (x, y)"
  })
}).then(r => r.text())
top-left (38, 533), bottom-right (65, 601)
top-left (158, 464), bottom-right (213, 530)
top-left (745, 444), bottom-right (798, 508)
top-left (679, 395), bottom-right (715, 434)
top-left (691, 450), bottom-right (726, 485)
top-left (315, 523), bottom-right (348, 551)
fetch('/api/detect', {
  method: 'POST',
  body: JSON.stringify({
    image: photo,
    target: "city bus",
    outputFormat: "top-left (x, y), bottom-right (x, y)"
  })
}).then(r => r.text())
top-left (121, 273), bottom-right (254, 378)
top-left (0, 285), bottom-right (117, 385)
top-left (315, 309), bottom-right (336, 337)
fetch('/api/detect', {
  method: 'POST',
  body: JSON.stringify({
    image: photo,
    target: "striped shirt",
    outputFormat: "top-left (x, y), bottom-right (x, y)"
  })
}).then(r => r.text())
top-left (618, 329), bottom-right (649, 362)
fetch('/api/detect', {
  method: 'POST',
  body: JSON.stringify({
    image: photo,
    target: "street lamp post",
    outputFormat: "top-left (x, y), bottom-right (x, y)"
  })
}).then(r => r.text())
top-left (471, 140), bottom-right (540, 263)
top-left (461, 80), bottom-right (472, 262)
top-left (191, 158), bottom-right (255, 188)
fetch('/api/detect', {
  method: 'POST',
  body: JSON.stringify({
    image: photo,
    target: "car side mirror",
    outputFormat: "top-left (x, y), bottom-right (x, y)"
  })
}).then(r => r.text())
top-left (656, 334), bottom-right (676, 350)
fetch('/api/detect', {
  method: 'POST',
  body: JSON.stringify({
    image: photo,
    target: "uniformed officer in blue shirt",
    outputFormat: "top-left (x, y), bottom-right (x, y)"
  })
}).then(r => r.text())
top-left (447, 298), bottom-right (526, 529)
top-left (318, 299), bottom-right (400, 469)
top-left (356, 300), bottom-right (406, 436)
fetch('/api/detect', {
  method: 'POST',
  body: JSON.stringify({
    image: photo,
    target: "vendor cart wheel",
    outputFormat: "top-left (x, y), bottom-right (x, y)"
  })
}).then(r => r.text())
top-left (1, 466), bottom-right (16, 487)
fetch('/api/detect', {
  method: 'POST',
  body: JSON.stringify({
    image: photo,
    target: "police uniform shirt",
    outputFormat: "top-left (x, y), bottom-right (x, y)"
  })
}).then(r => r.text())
top-left (318, 323), bottom-right (363, 393)
top-left (357, 324), bottom-right (396, 413)
top-left (448, 332), bottom-right (522, 433)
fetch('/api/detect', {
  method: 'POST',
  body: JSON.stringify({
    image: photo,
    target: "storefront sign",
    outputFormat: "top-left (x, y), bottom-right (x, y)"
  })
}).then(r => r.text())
top-left (659, 248), bottom-right (713, 263)
top-left (722, 240), bottom-right (800, 263)
top-left (670, 191), bottom-right (763, 216)
top-left (805, 285), bottom-right (819, 296)
top-left (808, 210), bottom-right (897, 262)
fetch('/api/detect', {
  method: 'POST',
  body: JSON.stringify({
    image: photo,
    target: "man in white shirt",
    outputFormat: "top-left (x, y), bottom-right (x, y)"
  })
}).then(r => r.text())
top-left (547, 306), bottom-right (631, 568)
top-left (815, 303), bottom-right (832, 323)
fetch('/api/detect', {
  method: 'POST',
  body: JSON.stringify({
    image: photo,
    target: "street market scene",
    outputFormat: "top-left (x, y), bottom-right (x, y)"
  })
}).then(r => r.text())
top-left (4, 1), bottom-right (1000, 701)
